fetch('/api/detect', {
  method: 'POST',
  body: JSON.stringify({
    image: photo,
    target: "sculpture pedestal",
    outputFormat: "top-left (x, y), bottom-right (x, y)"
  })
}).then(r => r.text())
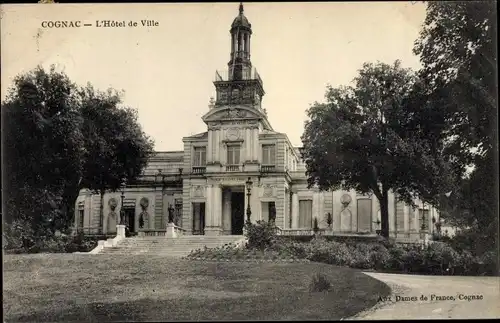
top-left (116, 225), bottom-right (126, 238)
top-left (166, 223), bottom-right (177, 238)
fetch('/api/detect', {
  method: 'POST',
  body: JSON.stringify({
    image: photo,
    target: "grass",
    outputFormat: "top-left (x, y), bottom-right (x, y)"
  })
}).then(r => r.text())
top-left (3, 253), bottom-right (391, 321)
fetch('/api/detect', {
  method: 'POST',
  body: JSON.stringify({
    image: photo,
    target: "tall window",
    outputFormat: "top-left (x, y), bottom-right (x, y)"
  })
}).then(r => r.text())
top-left (262, 144), bottom-right (275, 165)
top-left (298, 200), bottom-right (313, 228)
top-left (78, 209), bottom-right (84, 229)
top-left (227, 145), bottom-right (240, 165)
top-left (419, 209), bottom-right (429, 231)
top-left (193, 147), bottom-right (206, 166)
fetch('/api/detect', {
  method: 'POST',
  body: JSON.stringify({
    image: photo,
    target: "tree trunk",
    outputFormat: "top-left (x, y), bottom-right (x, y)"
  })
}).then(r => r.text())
top-left (99, 189), bottom-right (105, 234)
top-left (379, 190), bottom-right (390, 239)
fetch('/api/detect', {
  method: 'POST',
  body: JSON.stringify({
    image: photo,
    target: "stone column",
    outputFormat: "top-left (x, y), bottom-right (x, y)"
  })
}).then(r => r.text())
top-left (349, 189), bottom-right (357, 232)
top-left (245, 128), bottom-right (251, 161)
top-left (205, 184), bottom-right (223, 236)
top-left (291, 191), bottom-right (299, 228)
top-left (206, 185), bottom-right (213, 227)
top-left (388, 191), bottom-right (395, 236)
top-left (253, 128), bottom-right (259, 162)
top-left (318, 192), bottom-right (325, 227)
top-left (414, 202), bottom-right (420, 233)
top-left (332, 190), bottom-right (341, 231)
top-left (223, 189), bottom-right (231, 233)
top-left (215, 185), bottom-right (222, 228)
top-left (404, 205), bottom-right (410, 235)
top-left (312, 191), bottom-right (319, 225)
top-left (207, 131), bottom-right (213, 163)
top-left (251, 184), bottom-right (259, 223)
top-left (371, 196), bottom-right (379, 232)
top-left (429, 205), bottom-right (433, 234)
top-left (215, 130), bottom-right (220, 163)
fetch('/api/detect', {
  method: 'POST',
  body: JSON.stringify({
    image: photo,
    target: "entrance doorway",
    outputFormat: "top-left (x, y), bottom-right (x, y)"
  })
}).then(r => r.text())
top-left (231, 192), bottom-right (245, 235)
top-left (192, 202), bottom-right (205, 235)
top-left (124, 208), bottom-right (136, 233)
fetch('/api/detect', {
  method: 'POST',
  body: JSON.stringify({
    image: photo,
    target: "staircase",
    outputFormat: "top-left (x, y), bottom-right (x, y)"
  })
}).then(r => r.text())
top-left (97, 235), bottom-right (246, 257)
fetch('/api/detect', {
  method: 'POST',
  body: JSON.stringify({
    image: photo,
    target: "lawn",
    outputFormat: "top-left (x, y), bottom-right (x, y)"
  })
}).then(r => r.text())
top-left (3, 254), bottom-right (390, 321)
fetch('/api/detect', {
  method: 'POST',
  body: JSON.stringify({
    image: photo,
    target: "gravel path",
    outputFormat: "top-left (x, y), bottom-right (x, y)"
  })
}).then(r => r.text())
top-left (347, 272), bottom-right (500, 320)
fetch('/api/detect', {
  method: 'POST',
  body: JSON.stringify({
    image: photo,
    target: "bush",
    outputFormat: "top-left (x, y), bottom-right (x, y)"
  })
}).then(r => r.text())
top-left (423, 242), bottom-right (459, 275)
top-left (349, 243), bottom-right (373, 269)
top-left (244, 220), bottom-right (277, 250)
top-left (309, 273), bottom-right (331, 292)
top-left (367, 243), bottom-right (391, 270)
top-left (402, 246), bottom-right (425, 273)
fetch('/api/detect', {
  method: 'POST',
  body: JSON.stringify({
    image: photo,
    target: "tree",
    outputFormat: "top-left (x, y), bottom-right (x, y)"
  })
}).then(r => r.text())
top-left (301, 61), bottom-right (452, 238)
top-left (2, 65), bottom-right (155, 250)
top-left (2, 66), bottom-right (85, 238)
top-left (413, 1), bottom-right (498, 251)
top-left (78, 85), bottom-right (155, 233)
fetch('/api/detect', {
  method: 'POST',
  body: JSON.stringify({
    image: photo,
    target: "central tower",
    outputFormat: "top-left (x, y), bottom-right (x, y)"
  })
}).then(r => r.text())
top-left (213, 2), bottom-right (265, 108)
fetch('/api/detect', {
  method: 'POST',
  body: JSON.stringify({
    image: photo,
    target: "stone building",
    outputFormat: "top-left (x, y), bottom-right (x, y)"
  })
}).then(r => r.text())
top-left (74, 4), bottom-right (439, 240)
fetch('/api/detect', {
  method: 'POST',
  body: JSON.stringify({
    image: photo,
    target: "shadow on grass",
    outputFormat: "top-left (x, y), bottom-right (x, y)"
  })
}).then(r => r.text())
top-left (8, 288), bottom-right (385, 322)
top-left (4, 255), bottom-right (391, 321)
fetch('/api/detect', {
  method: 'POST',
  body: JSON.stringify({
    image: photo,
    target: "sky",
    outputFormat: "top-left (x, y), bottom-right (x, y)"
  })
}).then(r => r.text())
top-left (1, 2), bottom-right (427, 151)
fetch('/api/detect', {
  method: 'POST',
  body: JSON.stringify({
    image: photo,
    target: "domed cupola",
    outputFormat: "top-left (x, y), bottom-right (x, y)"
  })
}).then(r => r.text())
top-left (231, 3), bottom-right (251, 30)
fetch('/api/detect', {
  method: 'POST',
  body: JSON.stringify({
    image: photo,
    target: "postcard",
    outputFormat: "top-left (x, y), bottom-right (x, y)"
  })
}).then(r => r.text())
top-left (2, 2), bottom-right (498, 321)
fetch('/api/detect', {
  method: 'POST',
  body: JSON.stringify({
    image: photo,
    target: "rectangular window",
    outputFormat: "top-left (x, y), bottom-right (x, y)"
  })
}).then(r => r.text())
top-left (227, 145), bottom-right (240, 165)
top-left (357, 199), bottom-right (372, 232)
top-left (419, 209), bottom-right (429, 231)
top-left (193, 147), bottom-right (206, 166)
top-left (262, 144), bottom-right (276, 165)
top-left (298, 200), bottom-right (313, 228)
top-left (78, 209), bottom-right (84, 228)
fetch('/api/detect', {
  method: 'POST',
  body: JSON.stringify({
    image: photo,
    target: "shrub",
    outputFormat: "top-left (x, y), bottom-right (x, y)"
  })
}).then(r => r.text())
top-left (349, 243), bottom-right (374, 269)
top-left (309, 273), bottom-right (331, 292)
top-left (305, 238), bottom-right (353, 266)
top-left (402, 246), bottom-right (425, 273)
top-left (367, 243), bottom-right (391, 270)
top-left (387, 244), bottom-right (406, 272)
top-left (478, 251), bottom-right (498, 276)
top-left (423, 242), bottom-right (459, 274)
top-left (244, 220), bottom-right (277, 250)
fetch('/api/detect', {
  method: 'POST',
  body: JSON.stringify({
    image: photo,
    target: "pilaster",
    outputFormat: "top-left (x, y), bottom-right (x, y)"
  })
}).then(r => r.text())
top-left (253, 128), bottom-right (259, 162)
top-left (223, 189), bottom-right (232, 233)
top-left (207, 131), bottom-right (213, 163)
top-left (388, 191), bottom-right (395, 235)
top-left (404, 204), bottom-right (410, 234)
top-left (349, 190), bottom-right (357, 231)
top-left (291, 191), bottom-right (299, 229)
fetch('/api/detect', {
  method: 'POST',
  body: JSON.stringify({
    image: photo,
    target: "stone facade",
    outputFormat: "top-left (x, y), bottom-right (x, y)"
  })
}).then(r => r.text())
top-left (73, 4), bottom-right (439, 240)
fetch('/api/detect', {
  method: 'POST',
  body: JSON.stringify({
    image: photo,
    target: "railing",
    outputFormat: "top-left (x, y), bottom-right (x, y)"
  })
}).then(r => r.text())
top-left (275, 227), bottom-right (379, 237)
top-left (75, 227), bottom-right (103, 235)
top-left (260, 165), bottom-right (276, 173)
top-left (226, 165), bottom-right (240, 172)
top-left (138, 226), bottom-right (187, 237)
top-left (214, 67), bottom-right (263, 85)
top-left (192, 166), bottom-right (206, 174)
top-left (140, 229), bottom-right (166, 237)
top-left (173, 225), bottom-right (187, 235)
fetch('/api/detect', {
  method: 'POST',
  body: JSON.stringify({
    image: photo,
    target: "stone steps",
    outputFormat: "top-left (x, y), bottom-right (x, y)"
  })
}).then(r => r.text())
top-left (98, 235), bottom-right (245, 257)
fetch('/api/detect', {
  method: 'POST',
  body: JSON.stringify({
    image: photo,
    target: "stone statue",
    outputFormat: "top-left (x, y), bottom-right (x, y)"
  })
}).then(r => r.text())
top-left (269, 204), bottom-right (276, 223)
top-left (107, 198), bottom-right (118, 233)
top-left (139, 197), bottom-right (149, 229)
top-left (168, 204), bottom-right (175, 223)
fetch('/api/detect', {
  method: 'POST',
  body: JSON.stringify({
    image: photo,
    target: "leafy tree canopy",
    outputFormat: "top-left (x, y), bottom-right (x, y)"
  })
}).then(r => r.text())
top-left (301, 61), bottom-right (454, 237)
top-left (2, 65), bottom-right (155, 240)
top-left (413, 1), bottom-right (498, 240)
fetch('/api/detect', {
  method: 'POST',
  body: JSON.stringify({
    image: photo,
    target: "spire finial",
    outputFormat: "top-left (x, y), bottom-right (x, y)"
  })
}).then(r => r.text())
top-left (239, 2), bottom-right (244, 14)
